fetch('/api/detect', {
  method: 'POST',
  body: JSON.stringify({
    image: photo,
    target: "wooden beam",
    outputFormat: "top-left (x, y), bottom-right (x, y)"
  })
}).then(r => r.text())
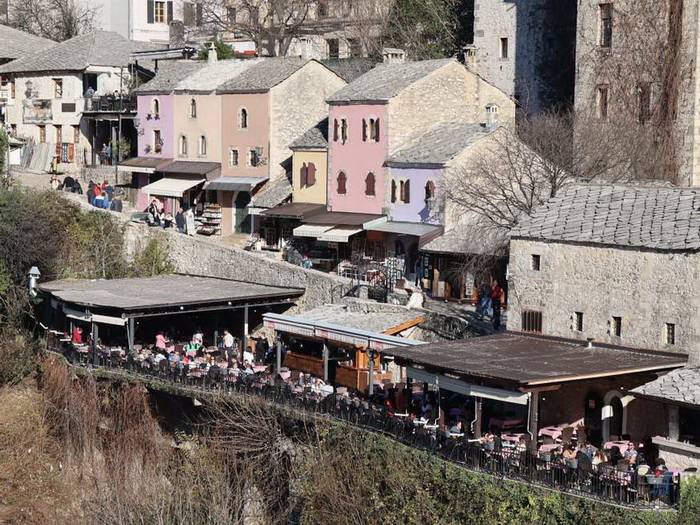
top-left (382, 316), bottom-right (425, 336)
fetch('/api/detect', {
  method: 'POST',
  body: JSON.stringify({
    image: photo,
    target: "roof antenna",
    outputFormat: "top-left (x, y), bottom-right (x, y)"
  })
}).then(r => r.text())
top-left (586, 337), bottom-right (594, 349)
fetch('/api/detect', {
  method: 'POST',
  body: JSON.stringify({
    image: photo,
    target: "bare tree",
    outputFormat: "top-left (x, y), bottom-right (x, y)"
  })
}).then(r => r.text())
top-left (9, 0), bottom-right (99, 41)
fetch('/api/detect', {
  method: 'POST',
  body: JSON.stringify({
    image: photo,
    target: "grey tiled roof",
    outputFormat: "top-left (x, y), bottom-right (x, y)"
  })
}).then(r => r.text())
top-left (175, 58), bottom-right (263, 93)
top-left (251, 176), bottom-right (293, 208)
top-left (134, 60), bottom-right (205, 94)
top-left (321, 58), bottom-right (378, 83)
top-left (0, 31), bottom-right (154, 74)
top-left (216, 57), bottom-right (310, 93)
top-left (327, 58), bottom-right (454, 103)
top-left (422, 216), bottom-right (508, 255)
top-left (632, 368), bottom-right (700, 407)
top-left (510, 184), bottom-right (700, 251)
top-left (290, 119), bottom-right (328, 150)
top-left (387, 122), bottom-right (495, 166)
top-left (0, 24), bottom-right (54, 60)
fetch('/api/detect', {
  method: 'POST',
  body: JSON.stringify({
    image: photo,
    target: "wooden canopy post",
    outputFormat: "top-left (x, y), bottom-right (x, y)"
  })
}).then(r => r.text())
top-left (322, 343), bottom-right (329, 383)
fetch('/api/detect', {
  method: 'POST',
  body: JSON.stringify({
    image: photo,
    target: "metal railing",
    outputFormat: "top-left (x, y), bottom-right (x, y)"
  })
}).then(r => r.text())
top-left (84, 96), bottom-right (137, 113)
top-left (50, 343), bottom-right (681, 509)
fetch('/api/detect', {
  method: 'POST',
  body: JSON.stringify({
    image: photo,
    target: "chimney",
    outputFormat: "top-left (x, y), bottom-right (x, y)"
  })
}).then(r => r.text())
top-left (382, 48), bottom-right (406, 63)
top-left (586, 337), bottom-right (594, 349)
top-left (208, 41), bottom-right (218, 64)
top-left (462, 44), bottom-right (477, 70)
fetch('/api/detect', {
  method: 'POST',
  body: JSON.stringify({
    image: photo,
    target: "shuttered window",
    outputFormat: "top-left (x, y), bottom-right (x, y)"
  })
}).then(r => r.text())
top-left (147, 0), bottom-right (154, 23)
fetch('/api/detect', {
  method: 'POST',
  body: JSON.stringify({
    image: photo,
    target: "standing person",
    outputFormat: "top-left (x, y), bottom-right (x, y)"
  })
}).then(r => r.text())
top-left (255, 337), bottom-right (266, 363)
top-left (222, 329), bottom-right (234, 360)
top-left (105, 142), bottom-right (112, 165)
top-left (175, 207), bottom-right (186, 233)
top-left (71, 326), bottom-right (83, 344)
top-left (491, 280), bottom-right (503, 330)
top-left (100, 143), bottom-right (107, 165)
top-left (86, 183), bottom-right (96, 205)
top-left (479, 281), bottom-right (492, 320)
top-left (301, 254), bottom-right (313, 269)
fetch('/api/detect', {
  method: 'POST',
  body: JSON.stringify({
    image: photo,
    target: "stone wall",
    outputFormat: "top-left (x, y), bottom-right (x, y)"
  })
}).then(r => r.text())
top-left (124, 222), bottom-right (352, 311)
top-left (508, 238), bottom-right (700, 363)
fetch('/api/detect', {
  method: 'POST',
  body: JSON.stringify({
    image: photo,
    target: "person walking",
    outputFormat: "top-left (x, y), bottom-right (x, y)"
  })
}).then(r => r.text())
top-left (175, 207), bottom-right (186, 233)
top-left (491, 281), bottom-right (503, 331)
top-left (479, 281), bottom-right (492, 320)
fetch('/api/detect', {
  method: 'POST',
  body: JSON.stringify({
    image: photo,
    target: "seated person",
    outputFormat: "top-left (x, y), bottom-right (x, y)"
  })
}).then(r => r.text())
top-left (449, 421), bottom-right (463, 436)
top-left (624, 442), bottom-right (639, 464)
top-left (154, 331), bottom-right (169, 351)
top-left (243, 348), bottom-right (255, 365)
top-left (563, 444), bottom-right (577, 462)
top-left (609, 446), bottom-right (624, 466)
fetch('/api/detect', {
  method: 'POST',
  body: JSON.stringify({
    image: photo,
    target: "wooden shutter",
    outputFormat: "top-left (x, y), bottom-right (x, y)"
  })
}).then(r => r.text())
top-left (147, 0), bottom-right (154, 23)
top-left (362, 119), bottom-right (367, 141)
top-left (68, 143), bottom-right (75, 163)
top-left (167, 1), bottom-right (173, 23)
top-left (403, 179), bottom-right (410, 203)
top-left (391, 179), bottom-right (396, 203)
top-left (300, 163), bottom-right (307, 187)
top-left (307, 163), bottom-right (316, 186)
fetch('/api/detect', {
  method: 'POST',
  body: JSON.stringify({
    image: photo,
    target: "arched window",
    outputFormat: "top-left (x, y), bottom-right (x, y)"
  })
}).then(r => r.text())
top-left (199, 135), bottom-right (207, 156)
top-left (391, 179), bottom-right (397, 203)
top-left (401, 179), bottom-right (411, 203)
top-left (337, 171), bottom-right (347, 195)
top-left (239, 107), bottom-right (248, 129)
top-left (425, 180), bottom-right (435, 201)
top-left (372, 118), bottom-right (380, 142)
top-left (151, 98), bottom-right (160, 117)
top-left (365, 172), bottom-right (375, 196)
top-left (190, 98), bottom-right (197, 118)
top-left (333, 118), bottom-right (339, 141)
top-left (307, 162), bottom-right (316, 186)
top-left (179, 135), bottom-right (188, 156)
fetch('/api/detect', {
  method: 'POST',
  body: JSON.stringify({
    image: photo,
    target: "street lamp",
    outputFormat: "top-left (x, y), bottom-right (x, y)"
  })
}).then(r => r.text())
top-left (28, 266), bottom-right (40, 297)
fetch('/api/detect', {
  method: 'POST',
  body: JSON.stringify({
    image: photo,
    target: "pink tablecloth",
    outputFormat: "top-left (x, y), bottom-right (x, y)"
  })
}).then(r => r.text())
top-left (538, 425), bottom-right (567, 439)
top-left (604, 441), bottom-right (630, 454)
top-left (538, 443), bottom-right (561, 453)
top-left (502, 433), bottom-right (525, 443)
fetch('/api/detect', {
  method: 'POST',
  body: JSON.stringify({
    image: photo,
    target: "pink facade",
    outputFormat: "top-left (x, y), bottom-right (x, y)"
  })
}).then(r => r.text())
top-left (220, 93), bottom-right (270, 178)
top-left (327, 104), bottom-right (388, 214)
top-left (136, 94), bottom-right (175, 159)
top-left (174, 93), bottom-right (223, 164)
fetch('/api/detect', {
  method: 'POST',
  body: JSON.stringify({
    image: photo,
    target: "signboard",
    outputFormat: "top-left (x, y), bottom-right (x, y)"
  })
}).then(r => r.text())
top-left (23, 99), bottom-right (52, 124)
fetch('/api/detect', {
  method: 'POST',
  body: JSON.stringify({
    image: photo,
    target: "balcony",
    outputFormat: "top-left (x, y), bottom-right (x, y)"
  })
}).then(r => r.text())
top-left (83, 95), bottom-right (137, 114)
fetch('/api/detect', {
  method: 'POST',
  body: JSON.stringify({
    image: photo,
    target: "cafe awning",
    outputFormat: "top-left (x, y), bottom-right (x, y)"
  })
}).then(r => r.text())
top-left (293, 224), bottom-right (333, 238)
top-left (142, 176), bottom-right (205, 198)
top-left (367, 221), bottom-right (444, 246)
top-left (117, 157), bottom-right (173, 174)
top-left (304, 211), bottom-right (387, 228)
top-left (262, 202), bottom-right (326, 220)
top-left (317, 226), bottom-right (362, 243)
top-left (204, 176), bottom-right (268, 192)
top-left (159, 161), bottom-right (221, 176)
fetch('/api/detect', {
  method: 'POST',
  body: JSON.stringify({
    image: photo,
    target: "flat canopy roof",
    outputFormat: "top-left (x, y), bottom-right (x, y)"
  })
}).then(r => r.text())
top-left (204, 176), bottom-right (268, 192)
top-left (159, 161), bottom-right (221, 176)
top-left (262, 202), bottom-right (326, 220)
top-left (39, 274), bottom-right (304, 315)
top-left (118, 157), bottom-right (173, 173)
top-left (304, 211), bottom-right (386, 227)
top-left (383, 332), bottom-right (686, 387)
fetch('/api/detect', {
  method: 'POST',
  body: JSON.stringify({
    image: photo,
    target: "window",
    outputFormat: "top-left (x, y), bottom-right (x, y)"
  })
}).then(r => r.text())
top-left (349, 38), bottom-right (362, 58)
top-left (425, 180), bottom-right (435, 201)
top-left (574, 312), bottom-right (584, 332)
top-left (38, 125), bottom-right (46, 143)
top-left (248, 147), bottom-right (262, 167)
top-left (666, 323), bottom-right (676, 345)
top-left (190, 98), bottom-right (197, 118)
top-left (333, 118), bottom-right (339, 141)
top-left (362, 119), bottom-right (367, 141)
top-left (401, 179), bottom-right (411, 203)
top-left (249, 6), bottom-right (259, 24)
top-left (179, 135), bottom-right (188, 156)
top-left (153, 129), bottom-right (162, 152)
top-left (499, 37), bottom-right (508, 59)
top-left (229, 148), bottom-right (239, 167)
top-left (154, 1), bottom-right (166, 23)
top-left (597, 85), bottom-right (609, 119)
top-left (300, 163), bottom-right (308, 187)
top-left (239, 107), bottom-right (248, 129)
top-left (53, 78), bottom-right (63, 98)
top-left (73, 125), bottom-right (80, 144)
top-left (227, 6), bottom-right (236, 25)
top-left (365, 172), bottom-right (376, 196)
top-left (327, 38), bottom-right (340, 59)
top-left (152, 98), bottom-right (160, 117)
top-left (306, 162), bottom-right (316, 186)
top-left (599, 3), bottom-right (613, 47)
top-left (638, 83), bottom-right (651, 124)
top-left (531, 254), bottom-right (541, 271)
top-left (337, 171), bottom-right (347, 195)
top-left (521, 310), bottom-right (543, 333)
top-left (317, 1), bottom-right (328, 17)
top-left (199, 135), bottom-right (207, 156)
top-left (55, 125), bottom-right (62, 143)
top-left (486, 104), bottom-right (499, 126)
top-left (612, 316), bottom-right (622, 337)
top-left (340, 118), bottom-right (348, 144)
top-left (391, 179), bottom-right (397, 203)
top-left (369, 118), bottom-right (379, 142)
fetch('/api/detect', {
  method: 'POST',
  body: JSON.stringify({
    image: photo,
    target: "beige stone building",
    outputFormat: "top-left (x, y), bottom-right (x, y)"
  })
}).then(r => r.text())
top-left (508, 184), bottom-right (700, 364)
top-left (574, 0), bottom-right (700, 186)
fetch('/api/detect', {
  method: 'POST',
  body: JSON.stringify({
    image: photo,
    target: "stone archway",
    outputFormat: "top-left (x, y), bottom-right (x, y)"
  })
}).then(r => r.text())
top-left (602, 390), bottom-right (634, 441)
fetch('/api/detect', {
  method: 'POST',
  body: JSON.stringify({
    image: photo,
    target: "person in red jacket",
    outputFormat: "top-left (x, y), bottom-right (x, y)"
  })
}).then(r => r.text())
top-left (71, 326), bottom-right (83, 344)
top-left (491, 282), bottom-right (503, 330)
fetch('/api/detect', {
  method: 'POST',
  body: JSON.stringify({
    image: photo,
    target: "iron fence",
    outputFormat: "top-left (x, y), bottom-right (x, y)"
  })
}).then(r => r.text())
top-left (50, 344), bottom-right (681, 510)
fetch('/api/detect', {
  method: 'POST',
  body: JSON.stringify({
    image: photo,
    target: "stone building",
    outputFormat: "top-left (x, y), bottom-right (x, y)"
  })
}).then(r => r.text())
top-left (469, 0), bottom-right (576, 113)
top-left (574, 0), bottom-right (700, 186)
top-left (508, 184), bottom-right (700, 364)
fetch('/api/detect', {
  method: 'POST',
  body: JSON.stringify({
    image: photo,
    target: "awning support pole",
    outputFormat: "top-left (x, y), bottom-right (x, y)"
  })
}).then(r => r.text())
top-left (276, 336), bottom-right (282, 374)
top-left (91, 321), bottom-right (99, 366)
top-left (473, 399), bottom-right (482, 439)
top-left (322, 343), bottom-right (329, 383)
top-left (368, 347), bottom-right (374, 396)
top-left (243, 304), bottom-right (249, 354)
top-left (127, 317), bottom-right (135, 352)
top-left (528, 391), bottom-right (539, 449)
